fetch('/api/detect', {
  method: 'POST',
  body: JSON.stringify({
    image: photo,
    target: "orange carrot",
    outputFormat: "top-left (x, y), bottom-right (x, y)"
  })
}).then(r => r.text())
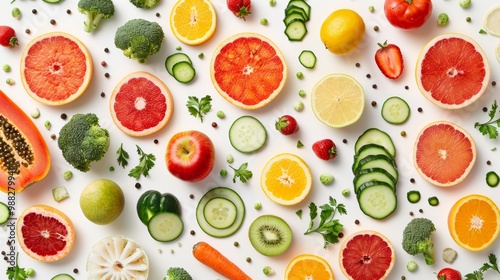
top-left (192, 241), bottom-right (252, 280)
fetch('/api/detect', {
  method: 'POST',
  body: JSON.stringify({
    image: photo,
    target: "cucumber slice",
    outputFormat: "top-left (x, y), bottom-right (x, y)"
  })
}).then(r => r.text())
top-left (428, 196), bottom-right (439, 206)
top-left (203, 197), bottom-right (237, 229)
top-left (486, 171), bottom-right (499, 187)
top-left (381, 96), bottom-right (411, 124)
top-left (354, 154), bottom-right (398, 183)
top-left (283, 11), bottom-right (307, 25)
top-left (407, 190), bottom-right (421, 203)
top-left (352, 143), bottom-right (394, 171)
top-left (0, 202), bottom-right (10, 224)
top-left (52, 186), bottom-right (69, 202)
top-left (285, 6), bottom-right (309, 21)
top-left (353, 168), bottom-right (397, 194)
top-left (298, 50), bottom-right (316, 69)
top-left (196, 187), bottom-right (245, 237)
top-left (43, 0), bottom-right (62, 3)
top-left (172, 61), bottom-right (196, 83)
top-left (357, 181), bottom-right (397, 220)
top-left (51, 274), bottom-right (75, 280)
top-left (229, 115), bottom-right (267, 153)
top-left (354, 128), bottom-right (396, 158)
top-left (286, 0), bottom-right (311, 20)
top-left (147, 212), bottom-right (184, 242)
top-left (165, 53), bottom-right (192, 76)
top-left (284, 19), bottom-right (307, 41)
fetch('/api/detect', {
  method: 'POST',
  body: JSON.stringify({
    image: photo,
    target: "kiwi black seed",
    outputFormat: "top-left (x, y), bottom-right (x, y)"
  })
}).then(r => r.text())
top-left (248, 215), bottom-right (292, 256)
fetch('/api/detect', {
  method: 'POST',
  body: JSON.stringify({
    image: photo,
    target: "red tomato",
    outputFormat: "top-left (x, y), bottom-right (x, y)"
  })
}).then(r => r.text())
top-left (384, 0), bottom-right (433, 29)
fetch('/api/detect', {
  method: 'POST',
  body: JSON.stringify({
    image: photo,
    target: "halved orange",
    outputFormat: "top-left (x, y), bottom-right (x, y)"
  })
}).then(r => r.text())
top-left (211, 32), bottom-right (287, 110)
top-left (20, 32), bottom-right (93, 106)
top-left (260, 153), bottom-right (312, 206)
top-left (448, 194), bottom-right (500, 251)
top-left (17, 205), bottom-right (75, 262)
top-left (170, 0), bottom-right (217, 46)
top-left (285, 254), bottom-right (335, 280)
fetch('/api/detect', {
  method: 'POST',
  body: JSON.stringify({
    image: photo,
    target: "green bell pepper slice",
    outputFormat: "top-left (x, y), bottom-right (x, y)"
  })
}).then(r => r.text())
top-left (137, 190), bottom-right (181, 225)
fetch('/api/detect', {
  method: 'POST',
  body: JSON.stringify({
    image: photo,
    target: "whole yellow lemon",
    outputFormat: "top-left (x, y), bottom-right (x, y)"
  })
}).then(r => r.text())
top-left (320, 9), bottom-right (366, 55)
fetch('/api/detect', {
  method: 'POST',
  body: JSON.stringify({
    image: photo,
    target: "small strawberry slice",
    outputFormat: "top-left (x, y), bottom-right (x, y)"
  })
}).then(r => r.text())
top-left (275, 115), bottom-right (299, 135)
top-left (312, 139), bottom-right (337, 161)
top-left (375, 41), bottom-right (403, 79)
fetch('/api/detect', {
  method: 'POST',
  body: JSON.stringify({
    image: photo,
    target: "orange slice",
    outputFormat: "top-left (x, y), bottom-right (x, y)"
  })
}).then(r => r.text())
top-left (285, 254), bottom-right (335, 280)
top-left (170, 0), bottom-right (217, 46)
top-left (448, 194), bottom-right (500, 251)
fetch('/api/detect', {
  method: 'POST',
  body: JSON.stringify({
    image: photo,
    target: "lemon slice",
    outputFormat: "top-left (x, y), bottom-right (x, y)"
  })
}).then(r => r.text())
top-left (483, 5), bottom-right (500, 37)
top-left (495, 40), bottom-right (500, 62)
top-left (311, 73), bottom-right (365, 128)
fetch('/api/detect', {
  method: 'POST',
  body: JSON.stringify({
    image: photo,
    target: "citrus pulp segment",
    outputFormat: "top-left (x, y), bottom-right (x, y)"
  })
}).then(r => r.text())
top-left (17, 205), bottom-right (75, 262)
top-left (110, 71), bottom-right (174, 137)
top-left (416, 33), bottom-right (489, 109)
top-left (170, 0), bottom-right (217, 46)
top-left (339, 230), bottom-right (395, 280)
top-left (483, 6), bottom-right (500, 37)
top-left (414, 121), bottom-right (476, 187)
top-left (448, 194), bottom-right (500, 252)
top-left (284, 254), bottom-right (335, 280)
top-left (260, 153), bottom-right (312, 206)
top-left (311, 73), bottom-right (365, 128)
top-left (210, 32), bottom-right (287, 110)
top-left (20, 32), bottom-right (93, 106)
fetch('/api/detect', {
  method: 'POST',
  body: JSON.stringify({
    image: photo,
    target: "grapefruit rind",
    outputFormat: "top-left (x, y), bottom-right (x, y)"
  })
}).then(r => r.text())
top-left (20, 32), bottom-right (93, 106)
top-left (210, 32), bottom-right (288, 110)
top-left (339, 230), bottom-right (395, 280)
top-left (16, 205), bottom-right (75, 262)
top-left (448, 194), bottom-right (500, 252)
top-left (110, 71), bottom-right (174, 137)
top-left (413, 121), bottom-right (476, 187)
top-left (284, 254), bottom-right (334, 279)
top-left (415, 33), bottom-right (489, 109)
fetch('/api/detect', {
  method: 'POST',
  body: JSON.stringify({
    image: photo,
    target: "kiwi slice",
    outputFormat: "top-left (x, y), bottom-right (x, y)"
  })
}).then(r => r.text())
top-left (248, 215), bottom-right (293, 256)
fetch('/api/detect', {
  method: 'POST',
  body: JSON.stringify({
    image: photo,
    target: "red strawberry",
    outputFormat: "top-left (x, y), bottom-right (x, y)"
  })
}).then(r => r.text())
top-left (0, 26), bottom-right (18, 48)
top-left (375, 41), bottom-right (403, 79)
top-left (275, 115), bottom-right (299, 135)
top-left (227, 0), bottom-right (251, 20)
top-left (437, 268), bottom-right (462, 280)
top-left (312, 139), bottom-right (337, 161)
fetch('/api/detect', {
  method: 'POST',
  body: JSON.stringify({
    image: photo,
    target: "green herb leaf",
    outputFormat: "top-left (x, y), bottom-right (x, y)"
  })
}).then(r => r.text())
top-left (229, 162), bottom-right (253, 183)
top-left (295, 209), bottom-right (303, 219)
top-left (128, 145), bottom-right (156, 179)
top-left (304, 196), bottom-right (347, 248)
top-left (186, 95), bottom-right (212, 122)
top-left (116, 143), bottom-right (129, 168)
top-left (465, 253), bottom-right (500, 279)
top-left (474, 100), bottom-right (500, 139)
top-left (6, 253), bottom-right (29, 280)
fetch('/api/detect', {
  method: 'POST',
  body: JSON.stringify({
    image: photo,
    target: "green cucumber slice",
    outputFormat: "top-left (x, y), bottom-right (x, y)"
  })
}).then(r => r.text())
top-left (486, 171), bottom-right (499, 187)
top-left (147, 212), bottom-right (184, 242)
top-left (286, 0), bottom-right (311, 20)
top-left (0, 202), bottom-right (10, 224)
top-left (407, 190), bottom-right (421, 203)
top-left (283, 11), bottom-right (307, 25)
top-left (381, 96), bottom-right (411, 124)
top-left (203, 197), bottom-right (237, 229)
top-left (43, 0), bottom-right (63, 3)
top-left (428, 196), bottom-right (440, 206)
top-left (354, 128), bottom-right (396, 158)
top-left (357, 181), bottom-right (397, 220)
top-left (354, 154), bottom-right (398, 183)
top-left (165, 53), bottom-right (192, 76)
top-left (196, 187), bottom-right (245, 237)
top-left (353, 143), bottom-right (394, 171)
top-left (284, 5), bottom-right (309, 21)
top-left (172, 61), bottom-right (196, 83)
top-left (51, 274), bottom-right (75, 280)
top-left (353, 168), bottom-right (397, 194)
top-left (298, 50), bottom-right (316, 69)
top-left (229, 115), bottom-right (267, 153)
top-left (284, 19), bottom-right (307, 41)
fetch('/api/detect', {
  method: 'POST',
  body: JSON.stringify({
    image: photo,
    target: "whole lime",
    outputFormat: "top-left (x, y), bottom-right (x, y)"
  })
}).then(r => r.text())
top-left (80, 179), bottom-right (125, 225)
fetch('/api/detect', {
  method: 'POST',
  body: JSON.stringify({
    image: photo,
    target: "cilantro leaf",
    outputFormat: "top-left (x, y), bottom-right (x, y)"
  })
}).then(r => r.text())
top-left (474, 100), bottom-right (500, 139)
top-left (6, 253), bottom-right (29, 280)
top-left (229, 162), bottom-right (253, 183)
top-left (186, 95), bottom-right (212, 122)
top-left (465, 253), bottom-right (500, 280)
top-left (116, 143), bottom-right (129, 168)
top-left (304, 196), bottom-right (347, 249)
top-left (128, 145), bottom-right (156, 179)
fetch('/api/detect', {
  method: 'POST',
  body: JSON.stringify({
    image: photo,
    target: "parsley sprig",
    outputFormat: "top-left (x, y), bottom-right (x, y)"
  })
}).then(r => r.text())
top-left (304, 196), bottom-right (347, 249)
top-left (6, 253), bottom-right (34, 280)
top-left (116, 143), bottom-right (129, 168)
top-left (229, 162), bottom-right (253, 183)
top-left (186, 95), bottom-right (212, 122)
top-left (474, 100), bottom-right (500, 139)
top-left (465, 254), bottom-right (500, 280)
top-left (128, 145), bottom-right (156, 179)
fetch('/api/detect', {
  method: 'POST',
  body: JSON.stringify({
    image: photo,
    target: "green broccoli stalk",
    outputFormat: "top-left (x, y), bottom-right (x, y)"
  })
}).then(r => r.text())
top-left (402, 217), bottom-right (436, 265)
top-left (164, 267), bottom-right (193, 280)
top-left (114, 19), bottom-right (164, 63)
top-left (77, 0), bottom-right (115, 33)
top-left (130, 0), bottom-right (160, 9)
top-left (57, 113), bottom-right (110, 172)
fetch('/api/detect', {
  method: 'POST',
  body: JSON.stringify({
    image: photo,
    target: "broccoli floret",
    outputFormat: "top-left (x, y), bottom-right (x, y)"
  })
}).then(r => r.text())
top-left (164, 267), bottom-right (192, 280)
top-left (77, 0), bottom-right (115, 33)
top-left (402, 217), bottom-right (436, 265)
top-left (114, 19), bottom-right (164, 63)
top-left (57, 113), bottom-right (110, 172)
top-left (130, 0), bottom-right (159, 9)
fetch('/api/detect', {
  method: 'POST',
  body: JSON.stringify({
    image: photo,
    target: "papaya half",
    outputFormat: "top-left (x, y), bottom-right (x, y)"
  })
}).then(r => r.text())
top-left (0, 89), bottom-right (50, 193)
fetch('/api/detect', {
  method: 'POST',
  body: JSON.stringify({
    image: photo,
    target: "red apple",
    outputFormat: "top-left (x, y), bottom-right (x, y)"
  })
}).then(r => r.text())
top-left (166, 130), bottom-right (215, 182)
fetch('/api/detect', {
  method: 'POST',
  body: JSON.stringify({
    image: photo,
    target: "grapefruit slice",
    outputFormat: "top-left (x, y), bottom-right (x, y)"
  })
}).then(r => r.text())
top-left (416, 33), bottom-right (489, 109)
top-left (20, 32), bottom-right (93, 106)
top-left (284, 254), bottom-right (334, 279)
top-left (16, 205), bottom-right (75, 262)
top-left (210, 32), bottom-right (287, 110)
top-left (414, 121), bottom-right (476, 187)
top-left (339, 230), bottom-right (395, 280)
top-left (110, 71), bottom-right (174, 137)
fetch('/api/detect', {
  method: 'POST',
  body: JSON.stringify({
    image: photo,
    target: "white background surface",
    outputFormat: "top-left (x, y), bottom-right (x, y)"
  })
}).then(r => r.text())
top-left (1, 0), bottom-right (500, 279)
